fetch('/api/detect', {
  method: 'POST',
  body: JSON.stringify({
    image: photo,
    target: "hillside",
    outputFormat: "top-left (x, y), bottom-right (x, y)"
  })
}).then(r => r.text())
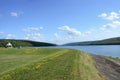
top-left (64, 37), bottom-right (120, 46)
top-left (0, 39), bottom-right (56, 47)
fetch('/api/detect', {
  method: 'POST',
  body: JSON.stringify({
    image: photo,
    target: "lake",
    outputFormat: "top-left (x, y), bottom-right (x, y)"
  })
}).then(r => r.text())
top-left (42, 45), bottom-right (120, 58)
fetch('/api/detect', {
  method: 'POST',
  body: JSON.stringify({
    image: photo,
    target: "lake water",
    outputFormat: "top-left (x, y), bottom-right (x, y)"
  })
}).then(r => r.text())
top-left (42, 45), bottom-right (120, 58)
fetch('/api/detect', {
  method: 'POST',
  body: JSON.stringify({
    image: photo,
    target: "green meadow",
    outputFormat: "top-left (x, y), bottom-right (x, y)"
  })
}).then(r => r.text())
top-left (0, 48), bottom-right (106, 80)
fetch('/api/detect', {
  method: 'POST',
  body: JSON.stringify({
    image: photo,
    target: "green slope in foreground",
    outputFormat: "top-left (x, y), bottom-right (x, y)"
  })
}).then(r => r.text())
top-left (0, 48), bottom-right (106, 80)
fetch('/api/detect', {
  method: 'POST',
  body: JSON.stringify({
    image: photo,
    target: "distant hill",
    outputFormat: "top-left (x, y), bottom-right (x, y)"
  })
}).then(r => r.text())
top-left (0, 39), bottom-right (57, 47)
top-left (63, 37), bottom-right (120, 46)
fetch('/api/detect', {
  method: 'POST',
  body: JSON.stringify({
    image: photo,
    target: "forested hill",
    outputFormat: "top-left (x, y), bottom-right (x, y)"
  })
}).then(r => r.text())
top-left (0, 39), bottom-right (57, 47)
top-left (63, 37), bottom-right (120, 46)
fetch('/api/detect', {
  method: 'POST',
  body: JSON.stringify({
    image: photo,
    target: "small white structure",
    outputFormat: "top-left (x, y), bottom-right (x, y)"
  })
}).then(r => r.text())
top-left (6, 42), bottom-right (13, 48)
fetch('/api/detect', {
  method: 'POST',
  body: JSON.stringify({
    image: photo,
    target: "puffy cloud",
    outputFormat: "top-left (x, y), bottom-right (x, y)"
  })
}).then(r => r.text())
top-left (5, 34), bottom-right (16, 39)
top-left (23, 27), bottom-right (43, 32)
top-left (99, 11), bottom-right (120, 20)
top-left (24, 33), bottom-right (42, 41)
top-left (101, 21), bottom-right (120, 30)
top-left (10, 12), bottom-right (18, 17)
top-left (58, 26), bottom-right (81, 36)
top-left (99, 13), bottom-right (107, 17)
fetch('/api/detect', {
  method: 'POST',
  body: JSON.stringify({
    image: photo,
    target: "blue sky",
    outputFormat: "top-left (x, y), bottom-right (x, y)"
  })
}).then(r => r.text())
top-left (0, 0), bottom-right (120, 44)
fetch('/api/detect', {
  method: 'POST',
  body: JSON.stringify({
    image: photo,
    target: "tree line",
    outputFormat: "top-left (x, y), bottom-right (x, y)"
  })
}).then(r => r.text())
top-left (0, 39), bottom-right (56, 47)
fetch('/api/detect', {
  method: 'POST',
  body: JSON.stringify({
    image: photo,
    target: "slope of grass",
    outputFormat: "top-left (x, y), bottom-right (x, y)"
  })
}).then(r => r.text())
top-left (106, 56), bottom-right (120, 62)
top-left (0, 48), bottom-right (106, 80)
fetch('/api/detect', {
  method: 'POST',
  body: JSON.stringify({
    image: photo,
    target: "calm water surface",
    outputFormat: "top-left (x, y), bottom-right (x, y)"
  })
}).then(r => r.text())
top-left (44, 45), bottom-right (120, 57)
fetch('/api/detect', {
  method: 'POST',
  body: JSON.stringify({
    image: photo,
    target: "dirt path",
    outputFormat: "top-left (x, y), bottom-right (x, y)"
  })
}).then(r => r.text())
top-left (91, 54), bottom-right (120, 80)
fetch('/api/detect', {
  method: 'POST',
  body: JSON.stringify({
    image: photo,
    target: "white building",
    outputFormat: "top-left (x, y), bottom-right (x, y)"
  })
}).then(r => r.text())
top-left (6, 42), bottom-right (13, 48)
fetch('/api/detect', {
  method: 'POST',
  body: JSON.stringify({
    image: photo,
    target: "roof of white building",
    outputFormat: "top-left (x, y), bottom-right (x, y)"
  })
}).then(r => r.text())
top-left (6, 42), bottom-right (12, 46)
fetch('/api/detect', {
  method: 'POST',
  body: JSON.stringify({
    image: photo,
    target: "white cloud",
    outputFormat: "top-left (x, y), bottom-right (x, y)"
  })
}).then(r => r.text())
top-left (10, 12), bottom-right (18, 17)
top-left (101, 20), bottom-right (120, 30)
top-left (54, 26), bottom-right (82, 43)
top-left (0, 32), bottom-right (4, 35)
top-left (58, 26), bottom-right (81, 36)
top-left (99, 11), bottom-right (120, 20)
top-left (84, 31), bottom-right (91, 35)
top-left (5, 34), bottom-right (16, 39)
top-left (10, 11), bottom-right (24, 17)
top-left (54, 33), bottom-right (62, 42)
top-left (24, 33), bottom-right (43, 41)
top-left (54, 33), bottom-right (73, 43)
top-left (23, 27), bottom-right (43, 32)
top-left (99, 13), bottom-right (107, 17)
top-left (54, 33), bottom-right (60, 39)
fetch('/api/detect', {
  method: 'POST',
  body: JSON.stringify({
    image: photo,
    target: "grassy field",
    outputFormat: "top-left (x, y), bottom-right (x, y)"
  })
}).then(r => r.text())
top-left (0, 48), bottom-right (106, 80)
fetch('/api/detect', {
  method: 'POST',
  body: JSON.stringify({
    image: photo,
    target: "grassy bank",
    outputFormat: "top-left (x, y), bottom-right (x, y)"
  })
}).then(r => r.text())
top-left (0, 48), bottom-right (106, 80)
top-left (107, 56), bottom-right (120, 62)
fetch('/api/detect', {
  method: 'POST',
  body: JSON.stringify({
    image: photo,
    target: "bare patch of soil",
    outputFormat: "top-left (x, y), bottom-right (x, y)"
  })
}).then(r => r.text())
top-left (91, 54), bottom-right (120, 80)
